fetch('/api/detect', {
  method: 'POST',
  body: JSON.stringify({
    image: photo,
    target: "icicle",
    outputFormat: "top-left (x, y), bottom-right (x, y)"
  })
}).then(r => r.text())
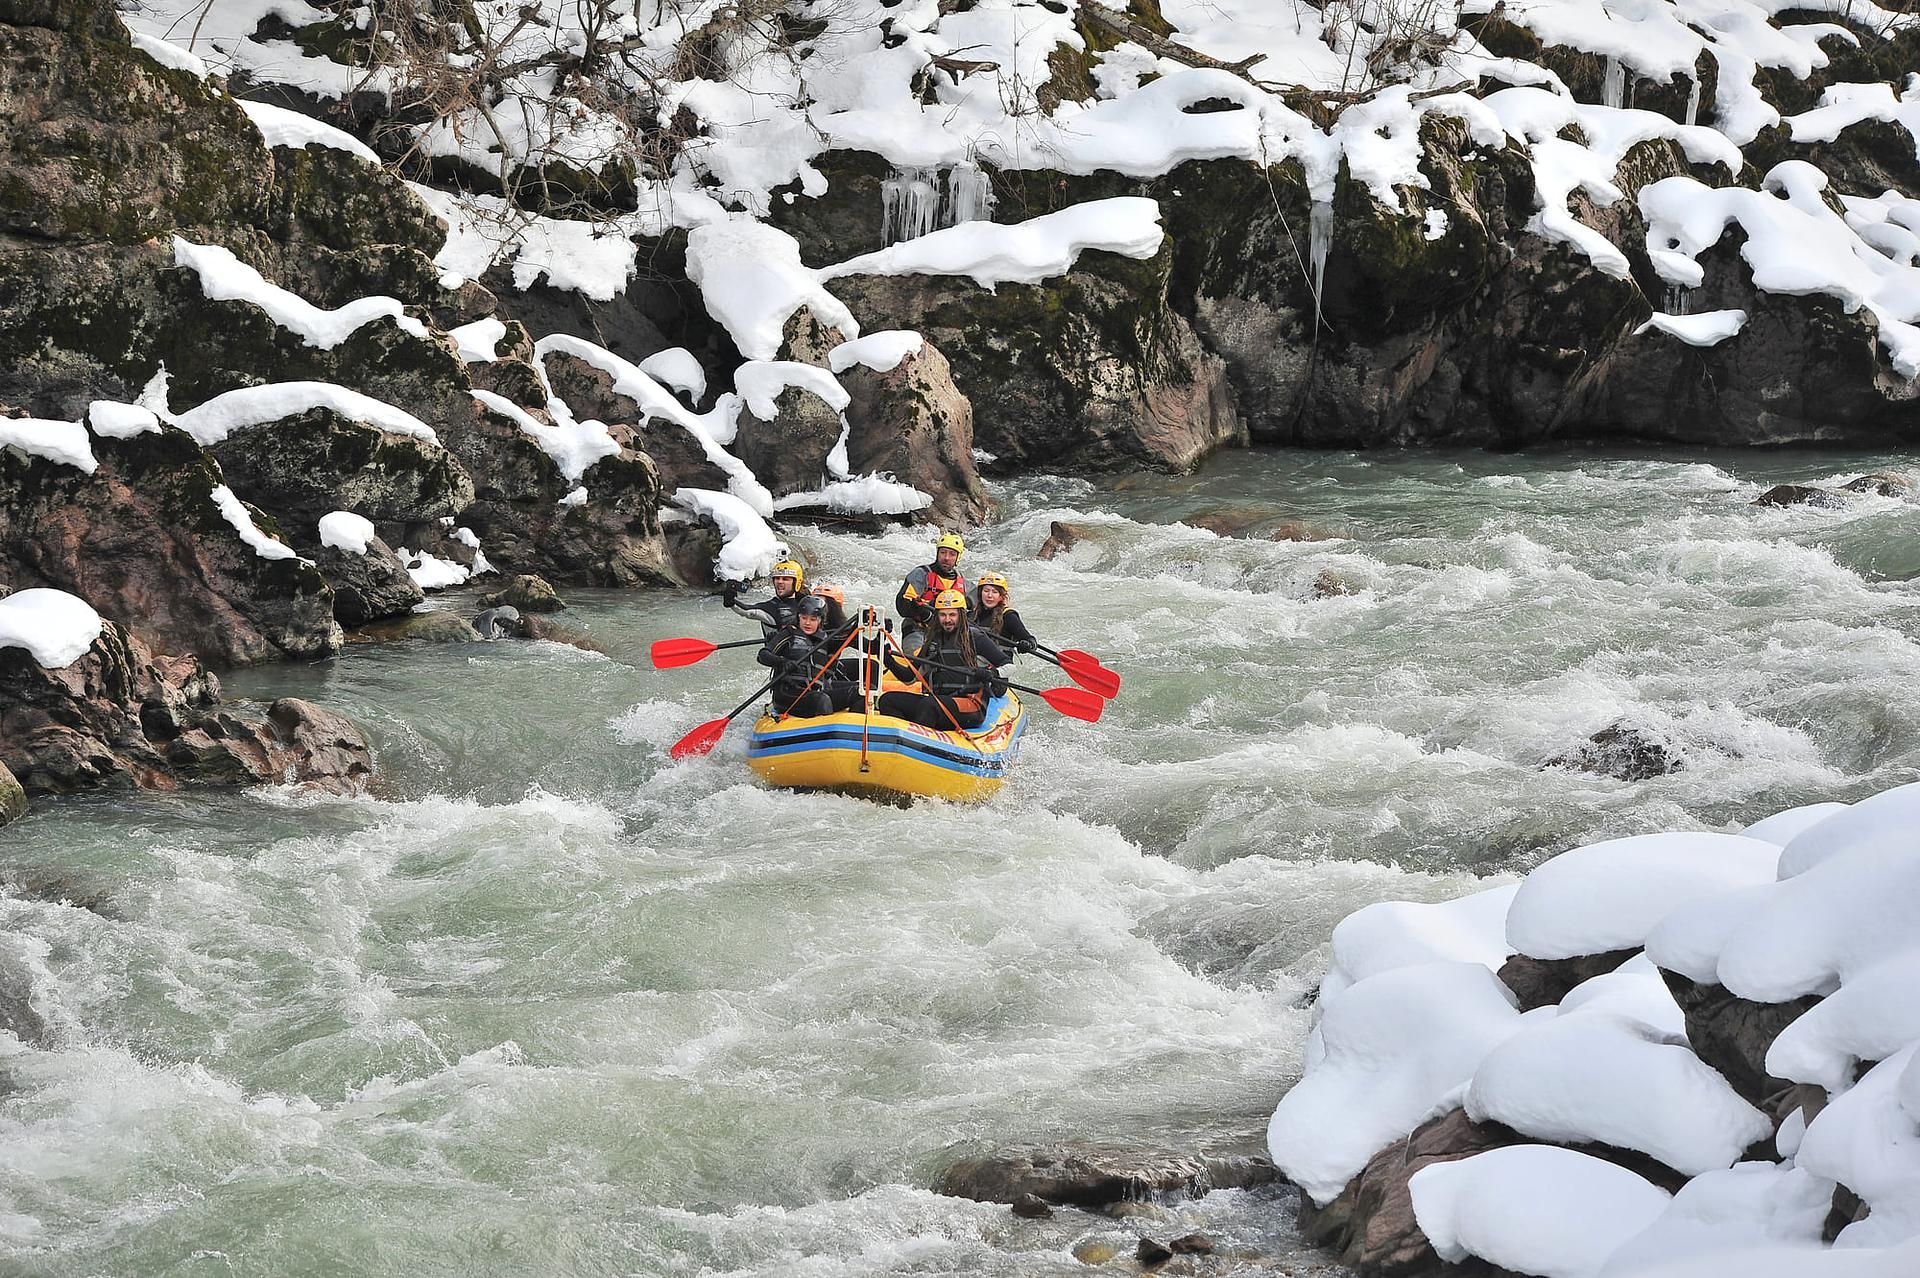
top-left (1308, 199), bottom-right (1334, 328)
top-left (881, 166), bottom-right (940, 244)
top-left (1683, 75), bottom-right (1701, 128)
top-left (1602, 56), bottom-right (1625, 110)
top-left (945, 160), bottom-right (996, 226)
top-left (1664, 284), bottom-right (1694, 317)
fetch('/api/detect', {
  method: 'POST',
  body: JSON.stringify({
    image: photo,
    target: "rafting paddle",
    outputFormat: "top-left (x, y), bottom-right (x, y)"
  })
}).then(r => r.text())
top-left (1039, 649), bottom-right (1120, 699)
top-left (669, 678), bottom-right (774, 758)
top-left (651, 636), bottom-right (765, 669)
top-left (893, 654), bottom-right (1106, 723)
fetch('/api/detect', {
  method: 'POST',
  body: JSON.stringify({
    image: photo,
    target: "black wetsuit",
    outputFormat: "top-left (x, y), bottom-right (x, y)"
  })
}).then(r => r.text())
top-left (970, 597), bottom-right (1035, 649)
top-left (729, 589), bottom-right (805, 636)
top-left (880, 625), bottom-right (1008, 730)
top-left (894, 562), bottom-right (965, 638)
top-left (758, 627), bottom-right (857, 718)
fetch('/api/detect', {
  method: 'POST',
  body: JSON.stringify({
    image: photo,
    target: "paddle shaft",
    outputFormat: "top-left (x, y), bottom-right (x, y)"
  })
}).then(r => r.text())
top-left (890, 652), bottom-right (1081, 702)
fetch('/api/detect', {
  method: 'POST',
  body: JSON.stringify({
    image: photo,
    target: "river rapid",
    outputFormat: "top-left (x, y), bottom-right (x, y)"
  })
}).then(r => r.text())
top-left (6, 448), bottom-right (1920, 1276)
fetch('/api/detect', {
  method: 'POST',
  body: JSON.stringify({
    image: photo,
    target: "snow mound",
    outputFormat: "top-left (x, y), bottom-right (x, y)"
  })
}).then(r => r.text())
top-left (1411, 1144), bottom-right (1672, 1278)
top-left (773, 476), bottom-right (933, 517)
top-left (1796, 1044), bottom-right (1920, 1248)
top-left (0, 417), bottom-right (98, 473)
top-left (318, 512), bottom-right (376, 555)
top-left (684, 219), bottom-right (859, 361)
top-left (1636, 310), bottom-right (1750, 346)
top-left (171, 383), bottom-right (438, 447)
top-left (821, 198), bottom-right (1165, 290)
top-left (1267, 961), bottom-right (1522, 1206)
top-left (640, 348), bottom-right (707, 401)
top-left (238, 100), bottom-right (378, 162)
top-left (210, 485), bottom-right (301, 562)
top-left (172, 238), bottom-right (428, 348)
top-left (1597, 1163), bottom-right (1833, 1278)
top-left (86, 401), bottom-right (161, 439)
top-left (0, 589), bottom-right (104, 669)
top-left (400, 550), bottom-right (469, 591)
top-left (1506, 832), bottom-right (1781, 961)
top-left (470, 389), bottom-right (620, 485)
top-left (671, 488), bottom-right (783, 582)
top-left (1464, 1011), bottom-right (1771, 1175)
top-left (1777, 782), bottom-right (1920, 878)
top-left (448, 318), bottom-right (507, 364)
top-left (1320, 881), bottom-right (1519, 1003)
top-left (828, 331), bottom-right (925, 374)
top-left (1741, 802), bottom-right (1850, 848)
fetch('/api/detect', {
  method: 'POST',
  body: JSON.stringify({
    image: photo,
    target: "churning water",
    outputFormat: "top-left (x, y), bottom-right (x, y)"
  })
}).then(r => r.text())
top-left (6, 449), bottom-right (1920, 1276)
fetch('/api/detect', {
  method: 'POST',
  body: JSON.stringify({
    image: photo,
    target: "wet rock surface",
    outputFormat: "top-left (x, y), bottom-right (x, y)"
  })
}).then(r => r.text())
top-left (0, 620), bottom-right (371, 795)
top-left (937, 1141), bottom-right (1278, 1208)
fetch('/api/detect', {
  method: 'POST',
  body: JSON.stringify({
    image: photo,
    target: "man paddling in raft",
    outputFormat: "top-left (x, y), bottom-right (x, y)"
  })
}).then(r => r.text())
top-left (880, 589), bottom-right (1009, 730)
top-left (724, 558), bottom-right (808, 635)
top-left (895, 531), bottom-right (968, 647)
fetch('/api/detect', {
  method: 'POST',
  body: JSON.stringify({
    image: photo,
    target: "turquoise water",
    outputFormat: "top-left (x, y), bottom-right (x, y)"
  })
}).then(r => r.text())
top-left (5, 448), bottom-right (1920, 1275)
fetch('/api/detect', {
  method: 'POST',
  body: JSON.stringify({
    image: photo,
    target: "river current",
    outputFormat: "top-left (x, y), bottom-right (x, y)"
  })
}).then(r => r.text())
top-left (5, 449), bottom-right (1920, 1276)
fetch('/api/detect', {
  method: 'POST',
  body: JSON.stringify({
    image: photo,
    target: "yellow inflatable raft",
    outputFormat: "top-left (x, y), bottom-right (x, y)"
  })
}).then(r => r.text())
top-left (745, 691), bottom-right (1026, 801)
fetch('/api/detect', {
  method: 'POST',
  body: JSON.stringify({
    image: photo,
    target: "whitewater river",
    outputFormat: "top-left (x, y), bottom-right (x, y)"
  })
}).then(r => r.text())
top-left (6, 449), bottom-right (1920, 1276)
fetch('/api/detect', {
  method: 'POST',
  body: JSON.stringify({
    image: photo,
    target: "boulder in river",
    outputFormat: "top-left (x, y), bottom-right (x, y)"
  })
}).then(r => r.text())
top-left (1754, 484), bottom-right (1844, 509)
top-left (351, 610), bottom-right (482, 644)
top-left (936, 1141), bottom-right (1278, 1208)
top-left (1546, 722), bottom-right (1685, 781)
top-left (480, 573), bottom-right (565, 613)
top-left (0, 619), bottom-right (371, 794)
top-left (0, 758), bottom-right (23, 827)
top-left (1037, 521), bottom-right (1083, 561)
top-left (319, 537), bottom-right (424, 628)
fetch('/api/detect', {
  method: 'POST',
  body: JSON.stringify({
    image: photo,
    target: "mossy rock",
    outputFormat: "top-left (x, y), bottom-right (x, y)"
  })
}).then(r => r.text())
top-left (207, 406), bottom-right (477, 534)
top-left (263, 142), bottom-right (443, 258)
top-left (0, 11), bottom-right (273, 242)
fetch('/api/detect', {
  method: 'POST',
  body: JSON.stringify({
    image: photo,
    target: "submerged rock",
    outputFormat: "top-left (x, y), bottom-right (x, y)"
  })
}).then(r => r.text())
top-left (1136, 1237), bottom-right (1174, 1268)
top-left (0, 620), bottom-right (371, 794)
top-left (936, 1141), bottom-right (1278, 1208)
top-left (1010, 1193), bottom-right (1053, 1219)
top-left (1754, 484), bottom-right (1843, 508)
top-left (1841, 472), bottom-right (1913, 498)
top-left (480, 573), bottom-right (565, 613)
top-left (352, 610), bottom-right (481, 644)
top-left (1546, 723), bottom-right (1684, 780)
top-left (1037, 521), bottom-right (1083, 561)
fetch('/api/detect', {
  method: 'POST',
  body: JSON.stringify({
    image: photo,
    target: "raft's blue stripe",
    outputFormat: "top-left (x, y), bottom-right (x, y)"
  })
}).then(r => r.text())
top-left (749, 697), bottom-right (1026, 778)
top-left (748, 731), bottom-right (1011, 775)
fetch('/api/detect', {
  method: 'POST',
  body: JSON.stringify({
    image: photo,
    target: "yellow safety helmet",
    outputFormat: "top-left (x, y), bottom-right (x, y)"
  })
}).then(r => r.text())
top-left (932, 588), bottom-right (968, 612)
top-left (934, 531), bottom-right (966, 556)
top-left (770, 558), bottom-right (804, 589)
top-left (975, 572), bottom-right (1010, 596)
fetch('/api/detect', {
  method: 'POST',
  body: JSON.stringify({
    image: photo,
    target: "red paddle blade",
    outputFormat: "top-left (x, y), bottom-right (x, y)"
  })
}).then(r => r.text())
top-left (651, 637), bottom-right (719, 669)
top-left (669, 717), bottom-right (729, 758)
top-left (1056, 647), bottom-right (1111, 671)
top-left (1057, 655), bottom-right (1120, 698)
top-left (1039, 686), bottom-right (1106, 723)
